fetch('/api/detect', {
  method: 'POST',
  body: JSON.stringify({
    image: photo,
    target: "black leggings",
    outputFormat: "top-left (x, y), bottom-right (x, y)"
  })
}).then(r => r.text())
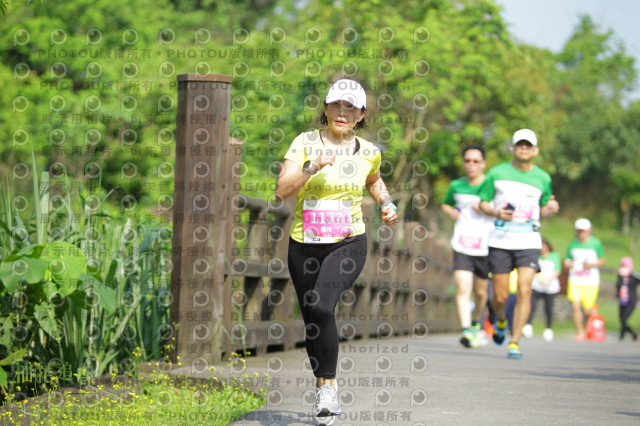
top-left (288, 234), bottom-right (367, 379)
top-left (528, 290), bottom-right (555, 328)
top-left (619, 300), bottom-right (637, 339)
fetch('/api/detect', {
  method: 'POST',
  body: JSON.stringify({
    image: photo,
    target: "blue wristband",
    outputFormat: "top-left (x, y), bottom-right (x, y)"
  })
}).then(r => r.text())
top-left (381, 202), bottom-right (397, 212)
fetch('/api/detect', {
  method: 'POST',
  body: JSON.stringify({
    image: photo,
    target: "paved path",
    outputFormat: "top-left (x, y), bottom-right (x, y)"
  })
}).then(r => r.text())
top-left (225, 331), bottom-right (640, 425)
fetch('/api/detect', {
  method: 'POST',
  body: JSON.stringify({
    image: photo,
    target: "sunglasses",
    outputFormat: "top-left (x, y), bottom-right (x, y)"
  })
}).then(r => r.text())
top-left (514, 141), bottom-right (534, 148)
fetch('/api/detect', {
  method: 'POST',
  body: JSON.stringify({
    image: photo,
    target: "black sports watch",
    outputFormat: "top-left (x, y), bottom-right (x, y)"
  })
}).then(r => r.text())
top-left (302, 160), bottom-right (317, 176)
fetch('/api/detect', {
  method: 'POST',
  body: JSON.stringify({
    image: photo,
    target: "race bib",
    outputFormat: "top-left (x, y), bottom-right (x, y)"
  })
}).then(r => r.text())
top-left (512, 202), bottom-right (534, 222)
top-left (572, 262), bottom-right (591, 277)
top-left (458, 235), bottom-right (482, 250)
top-left (303, 200), bottom-right (352, 243)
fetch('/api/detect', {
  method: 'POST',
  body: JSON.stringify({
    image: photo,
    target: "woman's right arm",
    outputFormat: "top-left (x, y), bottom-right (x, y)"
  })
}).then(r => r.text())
top-left (275, 159), bottom-right (313, 201)
top-left (276, 151), bottom-right (336, 201)
top-left (275, 152), bottom-right (335, 201)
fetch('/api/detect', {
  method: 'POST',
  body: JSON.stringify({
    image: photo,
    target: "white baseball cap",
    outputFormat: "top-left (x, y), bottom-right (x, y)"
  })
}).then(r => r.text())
top-left (325, 79), bottom-right (367, 109)
top-left (512, 128), bottom-right (538, 146)
top-left (574, 218), bottom-right (592, 230)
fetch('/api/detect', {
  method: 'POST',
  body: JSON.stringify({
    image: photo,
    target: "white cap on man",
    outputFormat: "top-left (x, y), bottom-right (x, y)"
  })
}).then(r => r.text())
top-left (512, 129), bottom-right (538, 146)
top-left (325, 79), bottom-right (367, 109)
top-left (574, 218), bottom-right (592, 230)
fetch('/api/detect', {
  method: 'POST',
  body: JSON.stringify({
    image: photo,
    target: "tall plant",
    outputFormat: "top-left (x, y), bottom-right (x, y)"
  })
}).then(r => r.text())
top-left (0, 155), bottom-right (172, 396)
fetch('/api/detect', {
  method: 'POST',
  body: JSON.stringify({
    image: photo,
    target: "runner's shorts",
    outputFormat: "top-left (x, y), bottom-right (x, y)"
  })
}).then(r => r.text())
top-left (567, 282), bottom-right (599, 310)
top-left (453, 250), bottom-right (489, 279)
top-left (488, 247), bottom-right (540, 275)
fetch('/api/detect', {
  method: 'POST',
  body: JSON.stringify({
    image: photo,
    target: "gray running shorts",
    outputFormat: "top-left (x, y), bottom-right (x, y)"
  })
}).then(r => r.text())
top-left (488, 247), bottom-right (540, 275)
top-left (453, 250), bottom-right (489, 279)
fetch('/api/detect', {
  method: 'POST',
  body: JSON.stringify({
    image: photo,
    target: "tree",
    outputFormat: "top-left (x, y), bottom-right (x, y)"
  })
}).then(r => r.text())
top-left (0, 0), bottom-right (637, 230)
top-left (549, 15), bottom-right (637, 212)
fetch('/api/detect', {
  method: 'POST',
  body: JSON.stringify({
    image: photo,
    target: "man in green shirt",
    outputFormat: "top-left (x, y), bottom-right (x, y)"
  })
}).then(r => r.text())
top-left (564, 218), bottom-right (605, 341)
top-left (479, 129), bottom-right (560, 358)
top-left (442, 145), bottom-right (493, 348)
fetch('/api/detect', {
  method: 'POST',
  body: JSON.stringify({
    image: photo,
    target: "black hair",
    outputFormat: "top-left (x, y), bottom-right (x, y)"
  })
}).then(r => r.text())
top-left (319, 103), bottom-right (367, 130)
top-left (541, 238), bottom-right (553, 252)
top-left (462, 144), bottom-right (486, 159)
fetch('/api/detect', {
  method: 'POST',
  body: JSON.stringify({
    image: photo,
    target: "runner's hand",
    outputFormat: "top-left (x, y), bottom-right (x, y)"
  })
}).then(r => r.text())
top-left (315, 150), bottom-right (336, 169)
top-left (497, 207), bottom-right (514, 221)
top-left (546, 195), bottom-right (559, 215)
top-left (381, 205), bottom-right (398, 226)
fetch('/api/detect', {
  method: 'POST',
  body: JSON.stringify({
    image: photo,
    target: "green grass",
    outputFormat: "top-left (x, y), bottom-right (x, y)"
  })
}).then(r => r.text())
top-left (1, 370), bottom-right (266, 426)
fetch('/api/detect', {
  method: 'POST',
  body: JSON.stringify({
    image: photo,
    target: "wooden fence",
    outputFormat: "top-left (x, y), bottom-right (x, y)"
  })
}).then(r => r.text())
top-left (170, 74), bottom-right (458, 366)
top-left (223, 191), bottom-right (459, 359)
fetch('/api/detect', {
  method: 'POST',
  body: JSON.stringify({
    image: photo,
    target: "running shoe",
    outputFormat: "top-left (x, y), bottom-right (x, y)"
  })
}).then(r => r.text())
top-left (492, 319), bottom-right (507, 345)
top-left (460, 328), bottom-right (473, 348)
top-left (312, 386), bottom-right (337, 426)
top-left (543, 328), bottom-right (554, 342)
top-left (471, 323), bottom-right (481, 348)
top-left (313, 384), bottom-right (341, 417)
top-left (507, 342), bottom-right (523, 359)
top-left (477, 329), bottom-right (490, 346)
top-left (313, 412), bottom-right (335, 426)
top-left (522, 323), bottom-right (533, 339)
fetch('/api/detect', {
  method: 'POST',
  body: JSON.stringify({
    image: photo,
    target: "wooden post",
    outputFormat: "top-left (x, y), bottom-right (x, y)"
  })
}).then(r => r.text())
top-left (170, 73), bottom-right (232, 367)
top-left (222, 137), bottom-right (243, 361)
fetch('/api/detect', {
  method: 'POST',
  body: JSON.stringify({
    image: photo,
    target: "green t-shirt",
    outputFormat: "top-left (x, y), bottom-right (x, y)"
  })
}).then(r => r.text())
top-left (284, 130), bottom-right (381, 243)
top-left (566, 236), bottom-right (605, 286)
top-left (542, 251), bottom-right (563, 271)
top-left (478, 161), bottom-right (552, 250)
top-left (532, 251), bottom-right (562, 293)
top-left (443, 177), bottom-right (493, 256)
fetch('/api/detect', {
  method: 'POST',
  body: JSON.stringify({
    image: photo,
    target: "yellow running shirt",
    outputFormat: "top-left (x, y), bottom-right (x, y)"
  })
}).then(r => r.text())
top-left (284, 130), bottom-right (381, 243)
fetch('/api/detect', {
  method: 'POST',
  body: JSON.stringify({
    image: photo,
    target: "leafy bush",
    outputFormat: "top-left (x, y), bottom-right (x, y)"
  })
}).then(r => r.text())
top-left (0, 165), bottom-right (172, 398)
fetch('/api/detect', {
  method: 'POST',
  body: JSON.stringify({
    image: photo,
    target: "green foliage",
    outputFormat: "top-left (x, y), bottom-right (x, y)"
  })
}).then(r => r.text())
top-left (548, 15), bottom-right (638, 214)
top-left (0, 0), bottom-right (43, 16)
top-left (0, 0), bottom-right (638, 223)
top-left (0, 348), bottom-right (27, 388)
top-left (0, 241), bottom-right (86, 293)
top-left (0, 168), bottom-right (171, 397)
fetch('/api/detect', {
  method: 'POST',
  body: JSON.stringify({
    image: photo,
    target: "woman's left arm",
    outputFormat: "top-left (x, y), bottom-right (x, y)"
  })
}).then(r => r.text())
top-left (366, 172), bottom-right (397, 226)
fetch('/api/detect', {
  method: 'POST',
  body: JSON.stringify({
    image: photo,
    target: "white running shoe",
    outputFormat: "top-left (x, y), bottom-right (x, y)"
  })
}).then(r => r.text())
top-left (543, 328), bottom-right (554, 342)
top-left (477, 330), bottom-right (489, 346)
top-left (313, 412), bottom-right (335, 426)
top-left (313, 384), bottom-right (341, 419)
top-left (522, 323), bottom-right (533, 339)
